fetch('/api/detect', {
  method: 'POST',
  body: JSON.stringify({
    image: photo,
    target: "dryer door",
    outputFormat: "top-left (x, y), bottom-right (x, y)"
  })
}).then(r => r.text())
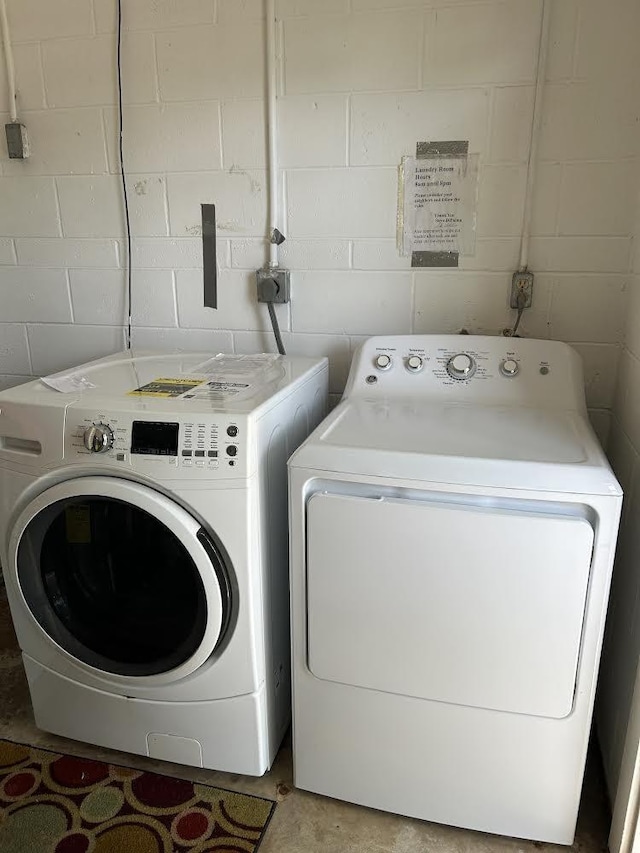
top-left (306, 491), bottom-right (595, 719)
top-left (10, 477), bottom-right (231, 680)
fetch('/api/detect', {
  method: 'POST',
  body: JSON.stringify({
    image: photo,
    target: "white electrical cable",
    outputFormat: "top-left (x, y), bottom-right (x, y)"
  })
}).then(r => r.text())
top-left (266, 0), bottom-right (279, 269)
top-left (519, 0), bottom-right (552, 271)
top-left (0, 0), bottom-right (17, 122)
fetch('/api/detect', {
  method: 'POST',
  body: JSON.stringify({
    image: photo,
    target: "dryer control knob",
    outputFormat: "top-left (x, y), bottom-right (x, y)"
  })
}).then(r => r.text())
top-left (83, 424), bottom-right (114, 453)
top-left (500, 358), bottom-right (520, 377)
top-left (406, 355), bottom-right (424, 372)
top-left (374, 354), bottom-right (392, 371)
top-left (446, 353), bottom-right (476, 380)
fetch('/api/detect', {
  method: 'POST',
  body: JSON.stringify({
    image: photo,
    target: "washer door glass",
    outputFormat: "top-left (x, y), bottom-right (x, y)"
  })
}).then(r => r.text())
top-left (15, 479), bottom-right (231, 678)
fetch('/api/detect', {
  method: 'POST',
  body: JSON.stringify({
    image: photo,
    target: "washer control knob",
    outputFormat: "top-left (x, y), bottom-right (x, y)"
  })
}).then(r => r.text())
top-left (83, 423), bottom-right (114, 453)
top-left (375, 354), bottom-right (392, 371)
top-left (226, 445), bottom-right (238, 457)
top-left (406, 355), bottom-right (424, 373)
top-left (500, 358), bottom-right (520, 377)
top-left (446, 353), bottom-right (476, 380)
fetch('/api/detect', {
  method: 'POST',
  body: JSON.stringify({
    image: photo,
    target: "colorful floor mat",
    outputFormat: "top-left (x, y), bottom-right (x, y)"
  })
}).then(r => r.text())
top-left (0, 738), bottom-right (275, 852)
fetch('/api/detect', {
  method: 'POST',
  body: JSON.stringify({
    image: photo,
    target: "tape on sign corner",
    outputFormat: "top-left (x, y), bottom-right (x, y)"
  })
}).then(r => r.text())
top-left (416, 140), bottom-right (469, 160)
top-left (411, 251), bottom-right (459, 268)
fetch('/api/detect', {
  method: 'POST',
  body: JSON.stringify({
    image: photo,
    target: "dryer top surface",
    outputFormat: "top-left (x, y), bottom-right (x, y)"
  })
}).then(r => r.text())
top-left (291, 335), bottom-right (620, 497)
top-left (324, 398), bottom-right (588, 464)
top-left (291, 397), bottom-right (620, 496)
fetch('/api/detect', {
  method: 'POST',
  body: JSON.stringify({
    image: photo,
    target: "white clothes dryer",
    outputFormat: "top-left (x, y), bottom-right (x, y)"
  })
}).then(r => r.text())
top-left (289, 335), bottom-right (621, 843)
top-left (0, 350), bottom-right (327, 775)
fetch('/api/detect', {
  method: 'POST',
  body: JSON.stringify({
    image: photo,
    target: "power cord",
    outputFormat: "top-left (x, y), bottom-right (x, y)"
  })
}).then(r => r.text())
top-left (259, 277), bottom-right (286, 355)
top-left (267, 301), bottom-right (286, 355)
top-left (117, 0), bottom-right (132, 349)
top-left (504, 288), bottom-right (527, 338)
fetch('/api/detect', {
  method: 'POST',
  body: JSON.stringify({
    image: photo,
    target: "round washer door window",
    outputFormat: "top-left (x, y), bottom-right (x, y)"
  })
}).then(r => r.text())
top-left (12, 477), bottom-right (232, 679)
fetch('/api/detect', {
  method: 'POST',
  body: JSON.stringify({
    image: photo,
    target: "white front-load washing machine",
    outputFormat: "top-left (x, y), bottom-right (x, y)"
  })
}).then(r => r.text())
top-left (0, 350), bottom-right (327, 775)
top-left (289, 335), bottom-right (622, 843)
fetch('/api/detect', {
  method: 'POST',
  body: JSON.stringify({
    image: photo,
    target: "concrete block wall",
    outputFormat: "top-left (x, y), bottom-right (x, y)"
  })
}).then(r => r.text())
top-left (0, 0), bottom-right (638, 415)
top-left (598, 174), bottom-right (640, 801)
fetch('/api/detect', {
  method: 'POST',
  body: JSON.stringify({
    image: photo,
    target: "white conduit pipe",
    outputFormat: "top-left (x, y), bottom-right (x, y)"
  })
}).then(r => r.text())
top-left (266, 0), bottom-right (280, 268)
top-left (519, 0), bottom-right (552, 271)
top-left (0, 0), bottom-right (17, 122)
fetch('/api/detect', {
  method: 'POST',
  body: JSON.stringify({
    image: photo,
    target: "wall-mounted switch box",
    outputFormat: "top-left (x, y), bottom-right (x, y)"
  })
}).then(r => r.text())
top-left (256, 268), bottom-right (291, 303)
top-left (5, 123), bottom-right (29, 159)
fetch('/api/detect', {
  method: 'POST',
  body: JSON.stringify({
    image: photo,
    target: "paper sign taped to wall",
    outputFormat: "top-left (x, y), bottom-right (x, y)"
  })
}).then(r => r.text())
top-left (399, 142), bottom-right (478, 266)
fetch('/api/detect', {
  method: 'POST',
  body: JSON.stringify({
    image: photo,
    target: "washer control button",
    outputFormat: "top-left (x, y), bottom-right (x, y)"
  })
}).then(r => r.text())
top-left (406, 355), bottom-right (424, 372)
top-left (83, 423), bottom-right (114, 453)
top-left (446, 353), bottom-right (476, 380)
top-left (374, 354), bottom-right (392, 371)
top-left (227, 425), bottom-right (238, 437)
top-left (226, 445), bottom-right (238, 457)
top-left (500, 358), bottom-right (520, 377)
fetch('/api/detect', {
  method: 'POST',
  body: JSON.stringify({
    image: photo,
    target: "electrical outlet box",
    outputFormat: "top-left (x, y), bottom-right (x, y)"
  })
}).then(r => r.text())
top-left (5, 122), bottom-right (29, 159)
top-left (510, 271), bottom-right (534, 309)
top-left (256, 268), bottom-right (291, 303)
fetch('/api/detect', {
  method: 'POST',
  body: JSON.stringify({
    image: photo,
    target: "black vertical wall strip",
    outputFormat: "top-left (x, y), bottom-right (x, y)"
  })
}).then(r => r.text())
top-left (202, 204), bottom-right (217, 310)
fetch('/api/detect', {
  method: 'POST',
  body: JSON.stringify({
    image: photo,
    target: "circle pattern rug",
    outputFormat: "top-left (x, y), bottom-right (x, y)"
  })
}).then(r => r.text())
top-left (0, 739), bottom-right (275, 852)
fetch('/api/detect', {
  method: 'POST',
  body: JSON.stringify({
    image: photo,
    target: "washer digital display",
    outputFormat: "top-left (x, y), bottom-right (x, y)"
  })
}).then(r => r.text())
top-left (131, 421), bottom-right (179, 456)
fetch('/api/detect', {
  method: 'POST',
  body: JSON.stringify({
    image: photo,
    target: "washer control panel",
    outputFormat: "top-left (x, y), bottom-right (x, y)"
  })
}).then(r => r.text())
top-left (349, 335), bottom-right (585, 410)
top-left (65, 410), bottom-right (247, 477)
top-left (83, 423), bottom-right (114, 453)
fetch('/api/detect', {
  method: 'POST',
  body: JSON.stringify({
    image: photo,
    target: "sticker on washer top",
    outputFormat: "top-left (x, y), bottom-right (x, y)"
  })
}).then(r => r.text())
top-left (128, 377), bottom-right (206, 398)
top-left (180, 381), bottom-right (250, 400)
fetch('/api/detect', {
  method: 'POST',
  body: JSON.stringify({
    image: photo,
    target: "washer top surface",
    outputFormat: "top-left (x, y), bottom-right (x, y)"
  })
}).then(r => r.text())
top-left (291, 335), bottom-right (621, 497)
top-left (0, 350), bottom-right (324, 416)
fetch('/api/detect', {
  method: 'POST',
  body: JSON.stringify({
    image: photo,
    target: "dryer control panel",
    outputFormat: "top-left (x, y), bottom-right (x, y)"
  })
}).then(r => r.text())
top-left (344, 335), bottom-right (586, 412)
top-left (64, 410), bottom-right (248, 478)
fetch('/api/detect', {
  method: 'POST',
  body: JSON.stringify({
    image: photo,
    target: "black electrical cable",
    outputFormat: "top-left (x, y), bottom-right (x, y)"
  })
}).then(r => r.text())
top-left (508, 289), bottom-right (527, 337)
top-left (267, 300), bottom-right (286, 355)
top-left (117, 0), bottom-right (132, 349)
top-left (511, 304), bottom-right (525, 336)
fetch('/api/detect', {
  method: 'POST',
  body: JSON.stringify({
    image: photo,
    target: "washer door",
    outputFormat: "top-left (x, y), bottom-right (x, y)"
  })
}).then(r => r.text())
top-left (11, 477), bottom-right (231, 680)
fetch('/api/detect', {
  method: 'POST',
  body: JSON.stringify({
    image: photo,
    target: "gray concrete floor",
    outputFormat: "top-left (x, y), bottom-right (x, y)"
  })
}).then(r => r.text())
top-left (0, 591), bottom-right (610, 853)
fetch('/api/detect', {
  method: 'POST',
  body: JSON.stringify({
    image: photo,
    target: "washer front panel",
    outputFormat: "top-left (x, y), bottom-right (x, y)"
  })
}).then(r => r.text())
top-left (12, 477), bottom-right (231, 682)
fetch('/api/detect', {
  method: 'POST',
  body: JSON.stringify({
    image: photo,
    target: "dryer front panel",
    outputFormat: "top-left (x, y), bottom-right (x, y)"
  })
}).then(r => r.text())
top-left (12, 477), bottom-right (232, 681)
top-left (306, 492), bottom-right (594, 719)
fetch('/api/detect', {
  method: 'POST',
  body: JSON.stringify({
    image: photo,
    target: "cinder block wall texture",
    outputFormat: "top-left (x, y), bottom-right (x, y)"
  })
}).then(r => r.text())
top-left (0, 0), bottom-right (638, 422)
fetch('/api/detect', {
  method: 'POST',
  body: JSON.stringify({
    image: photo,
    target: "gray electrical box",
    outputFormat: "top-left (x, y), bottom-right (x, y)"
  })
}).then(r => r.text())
top-left (5, 123), bottom-right (29, 159)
